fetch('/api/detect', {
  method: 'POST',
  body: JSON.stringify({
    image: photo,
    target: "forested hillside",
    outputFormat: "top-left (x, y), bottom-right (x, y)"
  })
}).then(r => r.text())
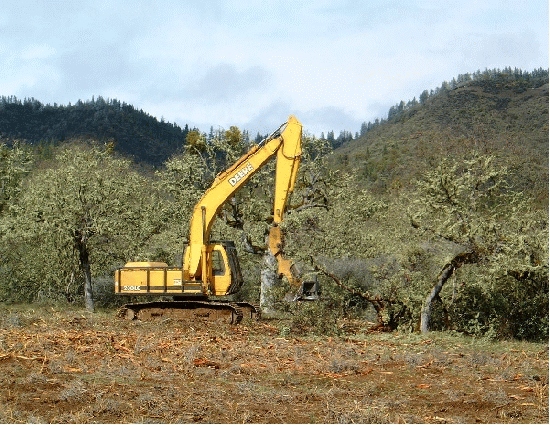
top-left (0, 96), bottom-right (189, 165)
top-left (0, 67), bottom-right (547, 341)
top-left (335, 67), bottom-right (549, 206)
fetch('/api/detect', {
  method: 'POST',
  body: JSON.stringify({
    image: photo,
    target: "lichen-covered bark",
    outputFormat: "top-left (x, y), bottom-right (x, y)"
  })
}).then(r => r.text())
top-left (420, 251), bottom-right (478, 333)
top-left (75, 231), bottom-right (94, 312)
top-left (259, 248), bottom-right (278, 314)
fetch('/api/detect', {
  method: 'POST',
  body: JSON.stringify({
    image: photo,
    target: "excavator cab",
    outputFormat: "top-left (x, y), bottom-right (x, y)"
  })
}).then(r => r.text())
top-left (198, 241), bottom-right (244, 296)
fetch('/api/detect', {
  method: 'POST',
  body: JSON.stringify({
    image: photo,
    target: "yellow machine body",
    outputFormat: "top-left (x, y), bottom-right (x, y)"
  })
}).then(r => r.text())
top-left (114, 115), bottom-right (318, 308)
top-left (115, 242), bottom-right (240, 296)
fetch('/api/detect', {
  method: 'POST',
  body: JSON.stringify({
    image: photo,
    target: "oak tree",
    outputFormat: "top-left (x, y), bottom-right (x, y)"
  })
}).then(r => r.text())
top-left (408, 154), bottom-right (548, 334)
top-left (0, 143), bottom-right (160, 310)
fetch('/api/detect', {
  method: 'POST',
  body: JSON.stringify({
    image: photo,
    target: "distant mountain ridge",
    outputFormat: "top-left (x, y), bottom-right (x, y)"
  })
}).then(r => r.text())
top-left (333, 67), bottom-right (549, 206)
top-left (0, 96), bottom-right (190, 165)
top-left (1, 67), bottom-right (548, 178)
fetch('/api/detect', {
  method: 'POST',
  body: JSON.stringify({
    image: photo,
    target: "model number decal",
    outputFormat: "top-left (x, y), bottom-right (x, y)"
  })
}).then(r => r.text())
top-left (122, 285), bottom-right (141, 291)
top-left (228, 163), bottom-right (254, 187)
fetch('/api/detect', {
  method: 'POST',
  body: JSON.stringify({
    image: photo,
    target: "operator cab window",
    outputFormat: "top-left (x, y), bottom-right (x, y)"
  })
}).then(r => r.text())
top-left (211, 250), bottom-right (226, 276)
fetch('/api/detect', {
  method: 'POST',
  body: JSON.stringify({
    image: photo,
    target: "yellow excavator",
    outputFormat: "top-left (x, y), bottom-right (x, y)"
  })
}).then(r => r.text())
top-left (115, 115), bottom-right (318, 323)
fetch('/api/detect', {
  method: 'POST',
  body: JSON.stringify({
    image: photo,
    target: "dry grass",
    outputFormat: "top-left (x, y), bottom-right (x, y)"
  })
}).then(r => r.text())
top-left (0, 304), bottom-right (547, 423)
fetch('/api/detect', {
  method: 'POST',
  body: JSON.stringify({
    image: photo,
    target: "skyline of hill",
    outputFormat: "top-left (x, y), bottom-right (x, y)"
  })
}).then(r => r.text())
top-left (1, 67), bottom-right (548, 175)
top-left (333, 68), bottom-right (548, 206)
top-left (0, 95), bottom-right (190, 165)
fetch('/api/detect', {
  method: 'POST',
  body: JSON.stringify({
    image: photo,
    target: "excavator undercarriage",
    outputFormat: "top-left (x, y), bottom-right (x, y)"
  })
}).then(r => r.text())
top-left (118, 299), bottom-right (260, 325)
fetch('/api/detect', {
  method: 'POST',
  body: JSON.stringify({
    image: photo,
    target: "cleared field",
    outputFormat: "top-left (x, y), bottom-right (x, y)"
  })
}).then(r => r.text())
top-left (0, 305), bottom-right (547, 423)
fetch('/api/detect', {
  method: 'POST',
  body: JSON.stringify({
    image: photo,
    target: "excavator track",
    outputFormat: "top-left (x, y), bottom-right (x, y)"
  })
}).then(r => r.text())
top-left (117, 300), bottom-right (246, 324)
top-left (232, 302), bottom-right (261, 320)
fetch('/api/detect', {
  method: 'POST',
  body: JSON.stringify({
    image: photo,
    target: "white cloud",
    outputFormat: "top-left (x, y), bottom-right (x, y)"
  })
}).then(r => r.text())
top-left (19, 44), bottom-right (57, 60)
top-left (0, 0), bottom-right (547, 136)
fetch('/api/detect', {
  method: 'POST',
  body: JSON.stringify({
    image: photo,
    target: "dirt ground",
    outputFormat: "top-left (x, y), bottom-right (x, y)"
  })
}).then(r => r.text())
top-left (0, 305), bottom-right (548, 424)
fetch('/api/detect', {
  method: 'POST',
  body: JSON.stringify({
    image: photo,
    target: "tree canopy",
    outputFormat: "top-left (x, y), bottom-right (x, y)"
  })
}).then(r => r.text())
top-left (0, 143), bottom-right (162, 309)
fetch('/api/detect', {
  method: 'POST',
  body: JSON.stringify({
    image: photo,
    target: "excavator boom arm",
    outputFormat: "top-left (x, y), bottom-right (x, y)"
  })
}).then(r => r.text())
top-left (184, 115), bottom-right (303, 282)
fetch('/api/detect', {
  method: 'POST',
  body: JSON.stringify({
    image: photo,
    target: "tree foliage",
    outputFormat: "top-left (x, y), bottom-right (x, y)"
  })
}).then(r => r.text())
top-left (0, 143), bottom-right (161, 308)
top-left (0, 141), bottom-right (33, 213)
top-left (408, 153), bottom-right (548, 338)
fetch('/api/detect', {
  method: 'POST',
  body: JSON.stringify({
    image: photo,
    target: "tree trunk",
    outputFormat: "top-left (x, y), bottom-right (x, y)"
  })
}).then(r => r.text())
top-left (260, 247), bottom-right (278, 314)
top-left (420, 251), bottom-right (478, 333)
top-left (420, 263), bottom-right (454, 333)
top-left (241, 232), bottom-right (278, 314)
top-left (83, 258), bottom-right (94, 312)
top-left (76, 233), bottom-right (94, 312)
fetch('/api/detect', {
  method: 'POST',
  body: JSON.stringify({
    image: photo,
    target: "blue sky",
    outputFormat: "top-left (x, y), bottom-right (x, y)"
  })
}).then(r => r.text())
top-left (1, 0), bottom-right (548, 137)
